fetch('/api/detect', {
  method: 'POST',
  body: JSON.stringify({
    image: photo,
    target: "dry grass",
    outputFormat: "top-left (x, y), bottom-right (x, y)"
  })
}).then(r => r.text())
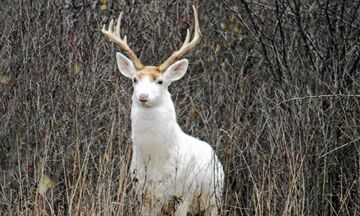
top-left (1, 0), bottom-right (360, 215)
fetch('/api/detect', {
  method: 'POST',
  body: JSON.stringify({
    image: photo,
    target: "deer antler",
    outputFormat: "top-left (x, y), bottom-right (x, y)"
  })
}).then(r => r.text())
top-left (101, 12), bottom-right (144, 70)
top-left (158, 5), bottom-right (201, 72)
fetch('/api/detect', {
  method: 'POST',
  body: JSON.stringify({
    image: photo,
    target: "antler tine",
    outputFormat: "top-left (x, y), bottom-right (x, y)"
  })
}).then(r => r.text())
top-left (108, 19), bottom-right (114, 32)
top-left (179, 29), bottom-right (191, 50)
top-left (159, 5), bottom-right (201, 72)
top-left (101, 12), bottom-right (143, 69)
top-left (115, 12), bottom-right (123, 38)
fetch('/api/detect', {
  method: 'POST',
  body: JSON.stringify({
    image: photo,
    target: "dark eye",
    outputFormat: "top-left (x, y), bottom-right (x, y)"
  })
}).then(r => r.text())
top-left (133, 77), bottom-right (138, 83)
top-left (157, 80), bottom-right (163, 85)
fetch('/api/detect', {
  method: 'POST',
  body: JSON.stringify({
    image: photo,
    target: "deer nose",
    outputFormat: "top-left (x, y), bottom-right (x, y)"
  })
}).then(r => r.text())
top-left (138, 93), bottom-right (149, 103)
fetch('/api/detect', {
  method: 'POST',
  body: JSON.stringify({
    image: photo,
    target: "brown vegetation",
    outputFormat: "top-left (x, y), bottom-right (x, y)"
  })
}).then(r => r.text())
top-left (1, 0), bottom-right (360, 215)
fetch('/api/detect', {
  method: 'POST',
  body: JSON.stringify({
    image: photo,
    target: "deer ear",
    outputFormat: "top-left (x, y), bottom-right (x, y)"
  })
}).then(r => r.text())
top-left (163, 59), bottom-right (189, 82)
top-left (116, 52), bottom-right (137, 78)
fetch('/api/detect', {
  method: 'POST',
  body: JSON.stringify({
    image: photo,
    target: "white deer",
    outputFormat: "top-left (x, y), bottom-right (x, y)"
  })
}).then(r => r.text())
top-left (101, 6), bottom-right (224, 216)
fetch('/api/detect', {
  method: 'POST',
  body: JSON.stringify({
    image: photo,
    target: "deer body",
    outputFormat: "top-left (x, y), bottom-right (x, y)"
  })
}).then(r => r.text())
top-left (130, 87), bottom-right (223, 215)
top-left (101, 6), bottom-right (224, 215)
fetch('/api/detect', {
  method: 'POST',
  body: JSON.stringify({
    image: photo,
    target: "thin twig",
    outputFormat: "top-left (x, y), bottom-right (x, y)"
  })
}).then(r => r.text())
top-left (320, 137), bottom-right (360, 158)
top-left (270, 94), bottom-right (360, 112)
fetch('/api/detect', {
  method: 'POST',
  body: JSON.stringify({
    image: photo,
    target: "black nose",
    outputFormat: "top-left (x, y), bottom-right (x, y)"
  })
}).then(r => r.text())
top-left (139, 98), bottom-right (148, 103)
top-left (139, 93), bottom-right (149, 102)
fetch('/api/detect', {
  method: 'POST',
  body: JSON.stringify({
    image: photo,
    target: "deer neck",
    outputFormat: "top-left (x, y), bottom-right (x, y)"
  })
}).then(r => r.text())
top-left (130, 91), bottom-right (182, 159)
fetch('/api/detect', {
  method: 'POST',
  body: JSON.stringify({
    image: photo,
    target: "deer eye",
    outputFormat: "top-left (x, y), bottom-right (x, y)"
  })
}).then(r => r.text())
top-left (157, 80), bottom-right (163, 85)
top-left (133, 77), bottom-right (138, 83)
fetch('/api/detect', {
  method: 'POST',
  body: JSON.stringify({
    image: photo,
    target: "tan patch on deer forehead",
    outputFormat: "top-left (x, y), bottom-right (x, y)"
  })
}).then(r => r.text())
top-left (137, 66), bottom-right (162, 80)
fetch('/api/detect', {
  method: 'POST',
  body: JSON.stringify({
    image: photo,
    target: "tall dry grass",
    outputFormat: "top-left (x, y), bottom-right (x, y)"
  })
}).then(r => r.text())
top-left (1, 0), bottom-right (359, 215)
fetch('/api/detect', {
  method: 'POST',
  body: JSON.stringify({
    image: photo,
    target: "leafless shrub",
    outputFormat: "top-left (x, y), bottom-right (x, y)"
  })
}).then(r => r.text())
top-left (1, 0), bottom-right (359, 215)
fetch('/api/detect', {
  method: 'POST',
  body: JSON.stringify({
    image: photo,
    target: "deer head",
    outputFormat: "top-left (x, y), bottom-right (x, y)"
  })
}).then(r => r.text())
top-left (101, 6), bottom-right (201, 107)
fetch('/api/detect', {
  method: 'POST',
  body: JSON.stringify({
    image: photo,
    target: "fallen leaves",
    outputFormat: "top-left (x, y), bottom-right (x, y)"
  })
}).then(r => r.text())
top-left (99, 0), bottom-right (107, 11)
top-left (0, 75), bottom-right (14, 86)
top-left (71, 63), bottom-right (81, 75)
top-left (37, 175), bottom-right (54, 196)
top-left (188, 107), bottom-right (200, 118)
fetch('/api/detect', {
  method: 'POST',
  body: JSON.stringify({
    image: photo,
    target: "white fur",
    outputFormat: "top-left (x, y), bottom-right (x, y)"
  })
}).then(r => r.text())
top-left (116, 52), bottom-right (224, 215)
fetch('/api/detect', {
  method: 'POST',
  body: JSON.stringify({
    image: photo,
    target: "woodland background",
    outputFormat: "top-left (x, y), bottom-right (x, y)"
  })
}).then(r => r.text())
top-left (1, 0), bottom-right (360, 215)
